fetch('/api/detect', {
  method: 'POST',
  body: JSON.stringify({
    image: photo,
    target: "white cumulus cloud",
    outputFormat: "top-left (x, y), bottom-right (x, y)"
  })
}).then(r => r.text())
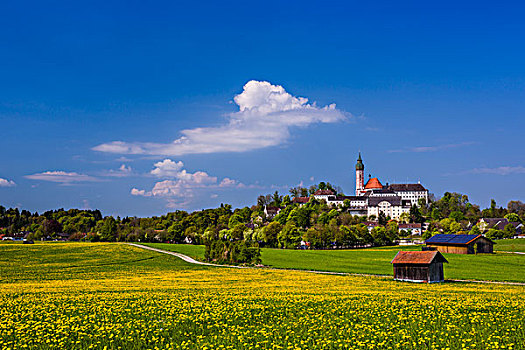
top-left (219, 177), bottom-right (238, 187)
top-left (93, 80), bottom-right (347, 156)
top-left (151, 159), bottom-right (185, 178)
top-left (0, 178), bottom-right (16, 187)
top-left (131, 188), bottom-right (151, 196)
top-left (25, 171), bottom-right (98, 183)
top-left (131, 160), bottom-right (247, 208)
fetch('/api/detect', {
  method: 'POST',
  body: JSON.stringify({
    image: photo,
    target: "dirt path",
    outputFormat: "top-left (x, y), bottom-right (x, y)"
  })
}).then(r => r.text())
top-left (128, 243), bottom-right (525, 286)
top-left (498, 251), bottom-right (525, 255)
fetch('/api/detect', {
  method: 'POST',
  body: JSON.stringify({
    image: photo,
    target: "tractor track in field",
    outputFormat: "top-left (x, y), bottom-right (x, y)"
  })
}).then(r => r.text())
top-left (127, 243), bottom-right (525, 286)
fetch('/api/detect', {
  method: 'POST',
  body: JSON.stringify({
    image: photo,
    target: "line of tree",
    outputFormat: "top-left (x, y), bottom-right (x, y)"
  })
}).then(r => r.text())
top-left (1, 186), bottom-right (524, 264)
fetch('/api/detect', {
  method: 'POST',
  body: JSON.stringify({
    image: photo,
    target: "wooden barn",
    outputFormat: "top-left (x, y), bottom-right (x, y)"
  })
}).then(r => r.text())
top-left (425, 234), bottom-right (494, 254)
top-left (391, 251), bottom-right (448, 283)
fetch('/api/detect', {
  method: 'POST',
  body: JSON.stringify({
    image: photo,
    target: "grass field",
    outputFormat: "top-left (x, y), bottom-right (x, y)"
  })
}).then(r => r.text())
top-left (494, 238), bottom-right (525, 252)
top-left (1, 242), bottom-right (525, 349)
top-left (146, 243), bottom-right (525, 283)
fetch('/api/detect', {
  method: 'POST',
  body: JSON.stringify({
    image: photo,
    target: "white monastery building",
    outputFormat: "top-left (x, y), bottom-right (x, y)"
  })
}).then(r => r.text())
top-left (296, 153), bottom-right (429, 220)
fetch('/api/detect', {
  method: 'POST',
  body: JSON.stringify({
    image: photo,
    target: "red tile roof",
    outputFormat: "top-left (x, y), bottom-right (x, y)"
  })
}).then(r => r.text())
top-left (364, 177), bottom-right (383, 190)
top-left (391, 251), bottom-right (448, 265)
top-left (293, 197), bottom-right (310, 203)
top-left (398, 223), bottom-right (422, 229)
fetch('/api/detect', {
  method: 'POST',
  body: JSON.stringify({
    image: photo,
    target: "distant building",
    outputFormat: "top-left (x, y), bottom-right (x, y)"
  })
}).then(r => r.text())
top-left (398, 223), bottom-right (422, 235)
top-left (425, 234), bottom-right (494, 254)
top-left (292, 197), bottom-right (310, 206)
top-left (314, 153), bottom-right (429, 220)
top-left (264, 206), bottom-right (282, 219)
top-left (391, 251), bottom-right (448, 283)
top-left (288, 153), bottom-right (429, 220)
top-left (362, 221), bottom-right (380, 232)
top-left (312, 189), bottom-right (335, 202)
top-left (477, 218), bottom-right (522, 234)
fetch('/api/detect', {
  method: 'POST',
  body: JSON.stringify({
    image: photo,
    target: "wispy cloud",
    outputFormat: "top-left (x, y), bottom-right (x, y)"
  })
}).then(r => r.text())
top-left (0, 178), bottom-right (16, 187)
top-left (388, 142), bottom-right (475, 153)
top-left (25, 171), bottom-right (99, 183)
top-left (468, 166), bottom-right (525, 175)
top-left (103, 164), bottom-right (133, 178)
top-left (93, 80), bottom-right (348, 156)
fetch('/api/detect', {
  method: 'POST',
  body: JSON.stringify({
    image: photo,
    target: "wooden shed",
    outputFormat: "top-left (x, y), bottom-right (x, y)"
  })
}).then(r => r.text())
top-left (425, 234), bottom-right (494, 254)
top-left (391, 251), bottom-right (448, 283)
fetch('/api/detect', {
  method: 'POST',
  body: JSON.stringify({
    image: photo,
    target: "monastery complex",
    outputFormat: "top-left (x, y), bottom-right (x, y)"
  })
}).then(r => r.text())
top-left (293, 153), bottom-right (429, 220)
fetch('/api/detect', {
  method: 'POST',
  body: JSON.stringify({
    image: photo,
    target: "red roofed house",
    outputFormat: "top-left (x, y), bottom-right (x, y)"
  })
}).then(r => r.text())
top-left (292, 197), bottom-right (310, 206)
top-left (398, 223), bottom-right (422, 235)
top-left (313, 189), bottom-right (334, 202)
top-left (391, 251), bottom-right (448, 283)
top-left (264, 206), bottom-right (282, 219)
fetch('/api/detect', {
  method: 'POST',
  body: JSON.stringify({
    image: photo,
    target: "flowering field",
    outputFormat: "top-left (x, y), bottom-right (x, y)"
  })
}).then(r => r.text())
top-left (1, 243), bottom-right (524, 349)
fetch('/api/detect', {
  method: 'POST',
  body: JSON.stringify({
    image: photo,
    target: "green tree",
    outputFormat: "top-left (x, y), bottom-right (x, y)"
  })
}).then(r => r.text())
top-left (449, 211), bottom-right (464, 222)
top-left (263, 222), bottom-right (282, 247)
top-left (371, 226), bottom-right (391, 246)
top-left (504, 213), bottom-right (521, 223)
top-left (98, 216), bottom-right (117, 241)
top-left (278, 222), bottom-right (302, 249)
top-left (503, 224), bottom-right (516, 238)
top-left (386, 221), bottom-right (399, 241)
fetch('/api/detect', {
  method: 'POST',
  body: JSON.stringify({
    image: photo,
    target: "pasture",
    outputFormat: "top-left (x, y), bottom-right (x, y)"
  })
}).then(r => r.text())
top-left (1, 242), bottom-right (524, 349)
top-left (146, 243), bottom-right (525, 283)
top-left (494, 238), bottom-right (525, 253)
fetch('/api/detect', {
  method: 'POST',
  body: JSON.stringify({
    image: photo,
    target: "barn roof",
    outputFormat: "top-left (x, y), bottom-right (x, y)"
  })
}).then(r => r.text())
top-left (425, 234), bottom-right (483, 245)
top-left (391, 251), bottom-right (448, 265)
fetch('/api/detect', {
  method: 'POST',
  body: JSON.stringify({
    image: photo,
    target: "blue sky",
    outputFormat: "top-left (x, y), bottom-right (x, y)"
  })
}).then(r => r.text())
top-left (1, 0), bottom-right (524, 216)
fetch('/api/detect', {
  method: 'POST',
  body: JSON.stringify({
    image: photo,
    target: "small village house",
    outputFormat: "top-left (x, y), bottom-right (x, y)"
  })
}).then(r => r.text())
top-left (264, 206), bottom-right (282, 219)
top-left (425, 234), bottom-right (494, 254)
top-left (391, 251), bottom-right (448, 283)
top-left (477, 218), bottom-right (523, 235)
top-left (398, 223), bottom-right (422, 235)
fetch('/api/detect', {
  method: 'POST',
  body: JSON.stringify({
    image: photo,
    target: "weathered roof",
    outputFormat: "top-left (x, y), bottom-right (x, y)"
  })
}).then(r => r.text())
top-left (368, 188), bottom-right (396, 195)
top-left (314, 189), bottom-right (334, 195)
top-left (364, 177), bottom-right (383, 190)
top-left (368, 196), bottom-right (403, 207)
top-left (388, 183), bottom-right (427, 192)
top-left (425, 234), bottom-right (484, 245)
top-left (335, 195), bottom-right (365, 201)
top-left (362, 221), bottom-right (379, 226)
top-left (399, 223), bottom-right (422, 229)
top-left (391, 251), bottom-right (448, 265)
top-left (265, 206), bottom-right (282, 214)
top-left (479, 218), bottom-right (507, 224)
top-left (293, 197), bottom-right (310, 203)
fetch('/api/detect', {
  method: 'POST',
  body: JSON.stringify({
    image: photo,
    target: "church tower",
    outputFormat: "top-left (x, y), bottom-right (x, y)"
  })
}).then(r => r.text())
top-left (355, 153), bottom-right (364, 196)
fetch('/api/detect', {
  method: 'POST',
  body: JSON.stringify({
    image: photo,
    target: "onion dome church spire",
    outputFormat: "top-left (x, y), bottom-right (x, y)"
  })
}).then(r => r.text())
top-left (355, 153), bottom-right (365, 196)
top-left (356, 152), bottom-right (364, 170)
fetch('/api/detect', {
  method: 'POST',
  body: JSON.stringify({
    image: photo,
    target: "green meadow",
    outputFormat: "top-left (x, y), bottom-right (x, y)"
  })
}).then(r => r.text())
top-left (145, 242), bottom-right (525, 283)
top-left (494, 238), bottom-right (525, 253)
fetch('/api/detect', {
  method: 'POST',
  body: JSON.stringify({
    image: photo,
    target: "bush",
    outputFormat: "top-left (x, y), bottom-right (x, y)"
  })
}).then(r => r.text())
top-left (204, 240), bottom-right (261, 265)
